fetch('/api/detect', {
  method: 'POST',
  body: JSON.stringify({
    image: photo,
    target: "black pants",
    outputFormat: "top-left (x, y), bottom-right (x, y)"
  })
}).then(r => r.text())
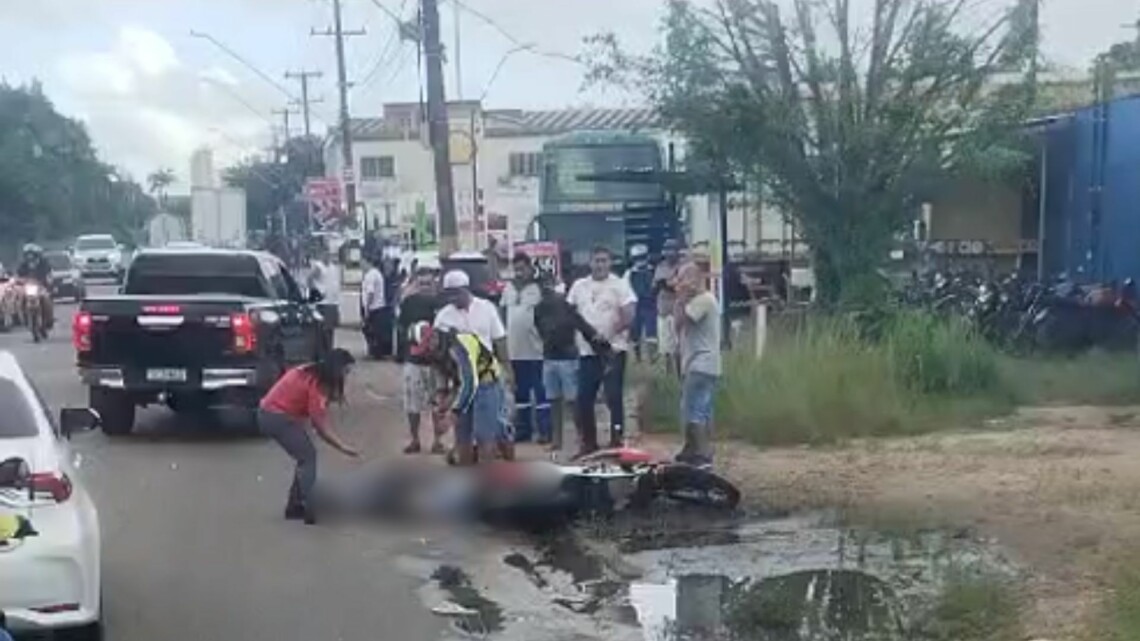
top-left (318, 303), bottom-right (339, 351)
top-left (576, 352), bottom-right (627, 450)
top-left (364, 307), bottom-right (395, 359)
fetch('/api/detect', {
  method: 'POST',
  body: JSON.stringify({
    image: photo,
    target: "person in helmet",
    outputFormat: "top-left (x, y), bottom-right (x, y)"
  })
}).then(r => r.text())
top-left (16, 243), bottom-right (54, 328)
top-left (410, 322), bottom-right (512, 466)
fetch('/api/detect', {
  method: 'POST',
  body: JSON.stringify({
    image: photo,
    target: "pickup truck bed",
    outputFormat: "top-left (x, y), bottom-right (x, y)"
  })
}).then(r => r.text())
top-left (74, 249), bottom-right (324, 436)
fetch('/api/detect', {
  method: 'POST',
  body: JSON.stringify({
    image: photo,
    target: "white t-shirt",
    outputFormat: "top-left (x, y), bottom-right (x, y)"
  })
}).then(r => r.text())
top-left (501, 281), bottom-right (544, 361)
top-left (310, 260), bottom-right (342, 303)
top-left (567, 274), bottom-right (638, 354)
top-left (433, 297), bottom-right (506, 350)
top-left (361, 267), bottom-right (386, 312)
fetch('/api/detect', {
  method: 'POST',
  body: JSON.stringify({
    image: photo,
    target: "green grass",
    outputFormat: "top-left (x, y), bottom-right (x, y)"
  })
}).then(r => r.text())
top-left (639, 311), bottom-right (1140, 447)
top-left (1084, 556), bottom-right (1140, 641)
top-left (1003, 350), bottom-right (1140, 407)
top-left (913, 575), bottom-right (1023, 641)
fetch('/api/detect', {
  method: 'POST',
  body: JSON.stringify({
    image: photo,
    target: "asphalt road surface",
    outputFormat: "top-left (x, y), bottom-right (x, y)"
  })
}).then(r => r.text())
top-left (4, 285), bottom-right (444, 641)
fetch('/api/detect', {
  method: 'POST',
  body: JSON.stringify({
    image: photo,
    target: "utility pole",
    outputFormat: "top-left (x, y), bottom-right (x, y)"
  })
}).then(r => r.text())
top-left (453, 3), bottom-right (463, 99)
top-left (271, 107), bottom-right (299, 141)
top-left (284, 70), bottom-right (325, 138)
top-left (422, 0), bottom-right (458, 254)
top-left (313, 0), bottom-right (365, 227)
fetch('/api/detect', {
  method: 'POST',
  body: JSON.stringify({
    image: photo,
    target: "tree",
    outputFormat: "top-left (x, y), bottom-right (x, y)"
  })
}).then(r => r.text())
top-left (0, 82), bottom-right (156, 255)
top-left (222, 136), bottom-right (324, 235)
top-left (587, 0), bottom-right (1036, 304)
top-left (146, 168), bottom-right (176, 207)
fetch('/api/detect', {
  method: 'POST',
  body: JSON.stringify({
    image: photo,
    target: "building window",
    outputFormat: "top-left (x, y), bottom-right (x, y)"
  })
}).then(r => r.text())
top-left (361, 156), bottom-right (396, 180)
top-left (508, 152), bottom-right (542, 178)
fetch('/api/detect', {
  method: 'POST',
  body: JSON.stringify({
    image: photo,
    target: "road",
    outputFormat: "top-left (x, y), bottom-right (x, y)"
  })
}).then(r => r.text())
top-left (3, 285), bottom-right (444, 641)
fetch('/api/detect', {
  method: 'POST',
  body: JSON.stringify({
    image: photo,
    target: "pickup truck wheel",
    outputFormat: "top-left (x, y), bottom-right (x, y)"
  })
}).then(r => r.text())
top-left (91, 388), bottom-right (136, 436)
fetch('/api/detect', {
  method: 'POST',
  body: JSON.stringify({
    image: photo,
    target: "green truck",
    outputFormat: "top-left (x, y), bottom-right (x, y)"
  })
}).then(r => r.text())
top-left (531, 131), bottom-right (680, 279)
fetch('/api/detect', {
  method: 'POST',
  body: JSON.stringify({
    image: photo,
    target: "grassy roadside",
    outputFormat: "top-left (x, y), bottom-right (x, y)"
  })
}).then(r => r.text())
top-left (637, 311), bottom-right (1140, 446)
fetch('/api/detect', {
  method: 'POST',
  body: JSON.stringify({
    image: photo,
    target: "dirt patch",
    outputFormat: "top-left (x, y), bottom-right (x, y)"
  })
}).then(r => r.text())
top-left (632, 404), bottom-right (1140, 639)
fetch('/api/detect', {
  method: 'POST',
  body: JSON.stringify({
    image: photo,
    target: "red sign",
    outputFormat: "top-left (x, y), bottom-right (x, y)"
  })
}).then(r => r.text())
top-left (305, 178), bottom-right (343, 230)
top-left (515, 241), bottom-right (561, 283)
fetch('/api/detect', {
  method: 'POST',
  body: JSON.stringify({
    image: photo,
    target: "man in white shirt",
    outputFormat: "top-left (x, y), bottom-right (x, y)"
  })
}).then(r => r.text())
top-left (308, 248), bottom-right (342, 349)
top-left (501, 252), bottom-right (550, 444)
top-left (433, 269), bottom-right (511, 382)
top-left (360, 254), bottom-right (386, 359)
top-left (567, 245), bottom-right (637, 453)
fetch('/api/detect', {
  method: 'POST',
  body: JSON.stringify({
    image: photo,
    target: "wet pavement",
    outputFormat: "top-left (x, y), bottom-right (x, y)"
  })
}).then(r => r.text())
top-left (397, 511), bottom-right (1020, 641)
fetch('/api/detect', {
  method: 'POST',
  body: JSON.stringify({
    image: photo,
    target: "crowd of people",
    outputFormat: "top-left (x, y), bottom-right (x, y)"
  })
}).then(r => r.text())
top-left (263, 241), bottom-right (723, 525)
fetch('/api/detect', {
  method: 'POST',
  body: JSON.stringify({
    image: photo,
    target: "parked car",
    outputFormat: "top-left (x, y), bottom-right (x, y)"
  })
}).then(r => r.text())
top-left (71, 234), bottom-right (125, 282)
top-left (0, 350), bottom-right (102, 640)
top-left (45, 251), bottom-right (85, 301)
top-left (442, 251), bottom-right (505, 305)
top-left (74, 248), bottom-right (326, 435)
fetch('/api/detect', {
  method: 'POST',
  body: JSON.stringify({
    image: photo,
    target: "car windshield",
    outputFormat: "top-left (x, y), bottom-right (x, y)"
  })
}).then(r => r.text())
top-left (75, 237), bottom-right (116, 251)
top-left (124, 254), bottom-right (266, 297)
top-left (45, 253), bottom-right (71, 269)
top-left (0, 377), bottom-right (39, 438)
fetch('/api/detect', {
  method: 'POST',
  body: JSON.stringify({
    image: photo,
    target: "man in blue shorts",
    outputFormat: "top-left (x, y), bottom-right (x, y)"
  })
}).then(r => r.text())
top-left (673, 261), bottom-right (722, 467)
top-left (411, 322), bottom-right (512, 466)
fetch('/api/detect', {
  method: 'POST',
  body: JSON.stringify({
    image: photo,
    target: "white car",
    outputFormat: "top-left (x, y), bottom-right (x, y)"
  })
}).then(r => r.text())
top-left (0, 351), bottom-right (102, 639)
top-left (72, 234), bottom-right (125, 282)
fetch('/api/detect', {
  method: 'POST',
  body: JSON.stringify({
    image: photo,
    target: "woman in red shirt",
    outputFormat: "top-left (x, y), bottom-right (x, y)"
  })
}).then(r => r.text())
top-left (259, 348), bottom-right (360, 524)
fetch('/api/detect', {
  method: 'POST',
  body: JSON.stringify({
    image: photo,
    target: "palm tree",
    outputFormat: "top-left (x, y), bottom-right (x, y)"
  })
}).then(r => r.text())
top-left (146, 168), bottom-right (176, 207)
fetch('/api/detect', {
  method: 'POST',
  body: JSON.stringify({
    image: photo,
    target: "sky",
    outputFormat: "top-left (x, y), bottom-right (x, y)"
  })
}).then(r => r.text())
top-left (1, 0), bottom-right (1137, 187)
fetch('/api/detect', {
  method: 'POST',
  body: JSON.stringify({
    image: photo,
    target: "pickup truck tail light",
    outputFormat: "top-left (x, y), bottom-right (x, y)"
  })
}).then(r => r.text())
top-left (231, 312), bottom-right (257, 354)
top-left (73, 311), bottom-right (93, 352)
top-left (30, 471), bottom-right (73, 502)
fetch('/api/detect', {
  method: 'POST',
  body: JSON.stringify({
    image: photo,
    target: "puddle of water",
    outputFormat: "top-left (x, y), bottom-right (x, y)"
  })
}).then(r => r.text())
top-left (631, 570), bottom-right (905, 641)
top-left (431, 564), bottom-right (505, 635)
top-left (623, 515), bottom-right (1017, 641)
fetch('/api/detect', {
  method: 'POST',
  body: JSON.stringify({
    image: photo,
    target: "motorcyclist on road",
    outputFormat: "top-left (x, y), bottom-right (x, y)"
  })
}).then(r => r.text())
top-left (15, 243), bottom-right (54, 329)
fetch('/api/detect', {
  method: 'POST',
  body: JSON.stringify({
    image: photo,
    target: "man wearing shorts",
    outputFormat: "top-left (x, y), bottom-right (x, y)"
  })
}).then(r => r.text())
top-left (413, 324), bottom-right (512, 466)
top-left (673, 261), bottom-right (722, 467)
top-left (534, 274), bottom-right (610, 454)
top-left (397, 268), bottom-right (444, 454)
top-left (654, 239), bottom-right (682, 376)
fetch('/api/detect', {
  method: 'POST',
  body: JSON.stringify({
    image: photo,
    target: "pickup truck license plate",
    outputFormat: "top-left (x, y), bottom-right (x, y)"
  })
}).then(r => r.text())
top-left (146, 368), bottom-right (187, 383)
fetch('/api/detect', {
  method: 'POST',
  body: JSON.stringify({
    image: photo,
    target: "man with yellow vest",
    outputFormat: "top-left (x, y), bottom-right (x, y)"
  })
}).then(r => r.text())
top-left (410, 321), bottom-right (513, 465)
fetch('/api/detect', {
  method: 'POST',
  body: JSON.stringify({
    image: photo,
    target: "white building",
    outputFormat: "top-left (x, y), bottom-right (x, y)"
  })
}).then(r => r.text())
top-left (190, 147), bottom-right (217, 189)
top-left (324, 101), bottom-right (798, 255)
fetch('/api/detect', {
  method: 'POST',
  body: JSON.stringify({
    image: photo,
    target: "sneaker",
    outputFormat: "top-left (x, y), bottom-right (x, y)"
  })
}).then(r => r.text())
top-left (430, 442), bottom-right (446, 455)
top-left (404, 441), bottom-right (422, 455)
top-left (284, 505), bottom-right (305, 521)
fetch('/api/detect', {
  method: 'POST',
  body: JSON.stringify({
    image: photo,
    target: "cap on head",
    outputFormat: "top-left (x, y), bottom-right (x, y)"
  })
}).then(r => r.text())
top-left (630, 244), bottom-right (648, 258)
top-left (442, 270), bottom-right (470, 290)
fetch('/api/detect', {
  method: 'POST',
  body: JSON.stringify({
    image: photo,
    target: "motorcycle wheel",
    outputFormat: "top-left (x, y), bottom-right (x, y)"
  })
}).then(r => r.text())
top-left (657, 465), bottom-right (741, 510)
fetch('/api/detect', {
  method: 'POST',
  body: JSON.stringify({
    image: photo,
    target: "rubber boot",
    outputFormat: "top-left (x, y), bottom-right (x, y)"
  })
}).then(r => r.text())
top-left (690, 422), bottom-right (713, 468)
top-left (674, 422), bottom-right (698, 464)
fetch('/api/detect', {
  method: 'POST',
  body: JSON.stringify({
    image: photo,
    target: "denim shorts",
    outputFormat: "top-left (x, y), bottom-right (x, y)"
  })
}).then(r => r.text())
top-left (454, 382), bottom-right (513, 446)
top-left (681, 371), bottom-right (719, 426)
top-left (543, 360), bottom-right (579, 401)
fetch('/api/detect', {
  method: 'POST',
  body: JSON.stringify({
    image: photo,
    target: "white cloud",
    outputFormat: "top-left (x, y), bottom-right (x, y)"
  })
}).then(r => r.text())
top-left (118, 26), bottom-right (180, 76)
top-left (54, 25), bottom-right (278, 183)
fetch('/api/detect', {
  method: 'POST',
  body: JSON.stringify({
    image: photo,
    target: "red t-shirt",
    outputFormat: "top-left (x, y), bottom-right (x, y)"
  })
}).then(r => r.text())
top-left (259, 366), bottom-right (329, 431)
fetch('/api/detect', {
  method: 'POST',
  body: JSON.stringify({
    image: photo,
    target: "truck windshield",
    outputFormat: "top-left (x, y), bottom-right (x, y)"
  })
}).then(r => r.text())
top-left (75, 237), bottom-right (116, 250)
top-left (543, 144), bottom-right (663, 203)
top-left (124, 254), bottom-right (266, 298)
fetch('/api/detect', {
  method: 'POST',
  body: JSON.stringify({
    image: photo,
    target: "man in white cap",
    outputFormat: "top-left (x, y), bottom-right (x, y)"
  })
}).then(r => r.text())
top-left (433, 269), bottom-right (511, 381)
top-left (624, 244), bottom-right (656, 362)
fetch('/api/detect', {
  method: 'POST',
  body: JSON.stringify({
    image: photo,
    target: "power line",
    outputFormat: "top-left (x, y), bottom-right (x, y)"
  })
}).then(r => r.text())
top-left (446, 0), bottom-right (583, 65)
top-left (356, 0), bottom-right (413, 93)
top-left (189, 30), bottom-right (299, 99)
